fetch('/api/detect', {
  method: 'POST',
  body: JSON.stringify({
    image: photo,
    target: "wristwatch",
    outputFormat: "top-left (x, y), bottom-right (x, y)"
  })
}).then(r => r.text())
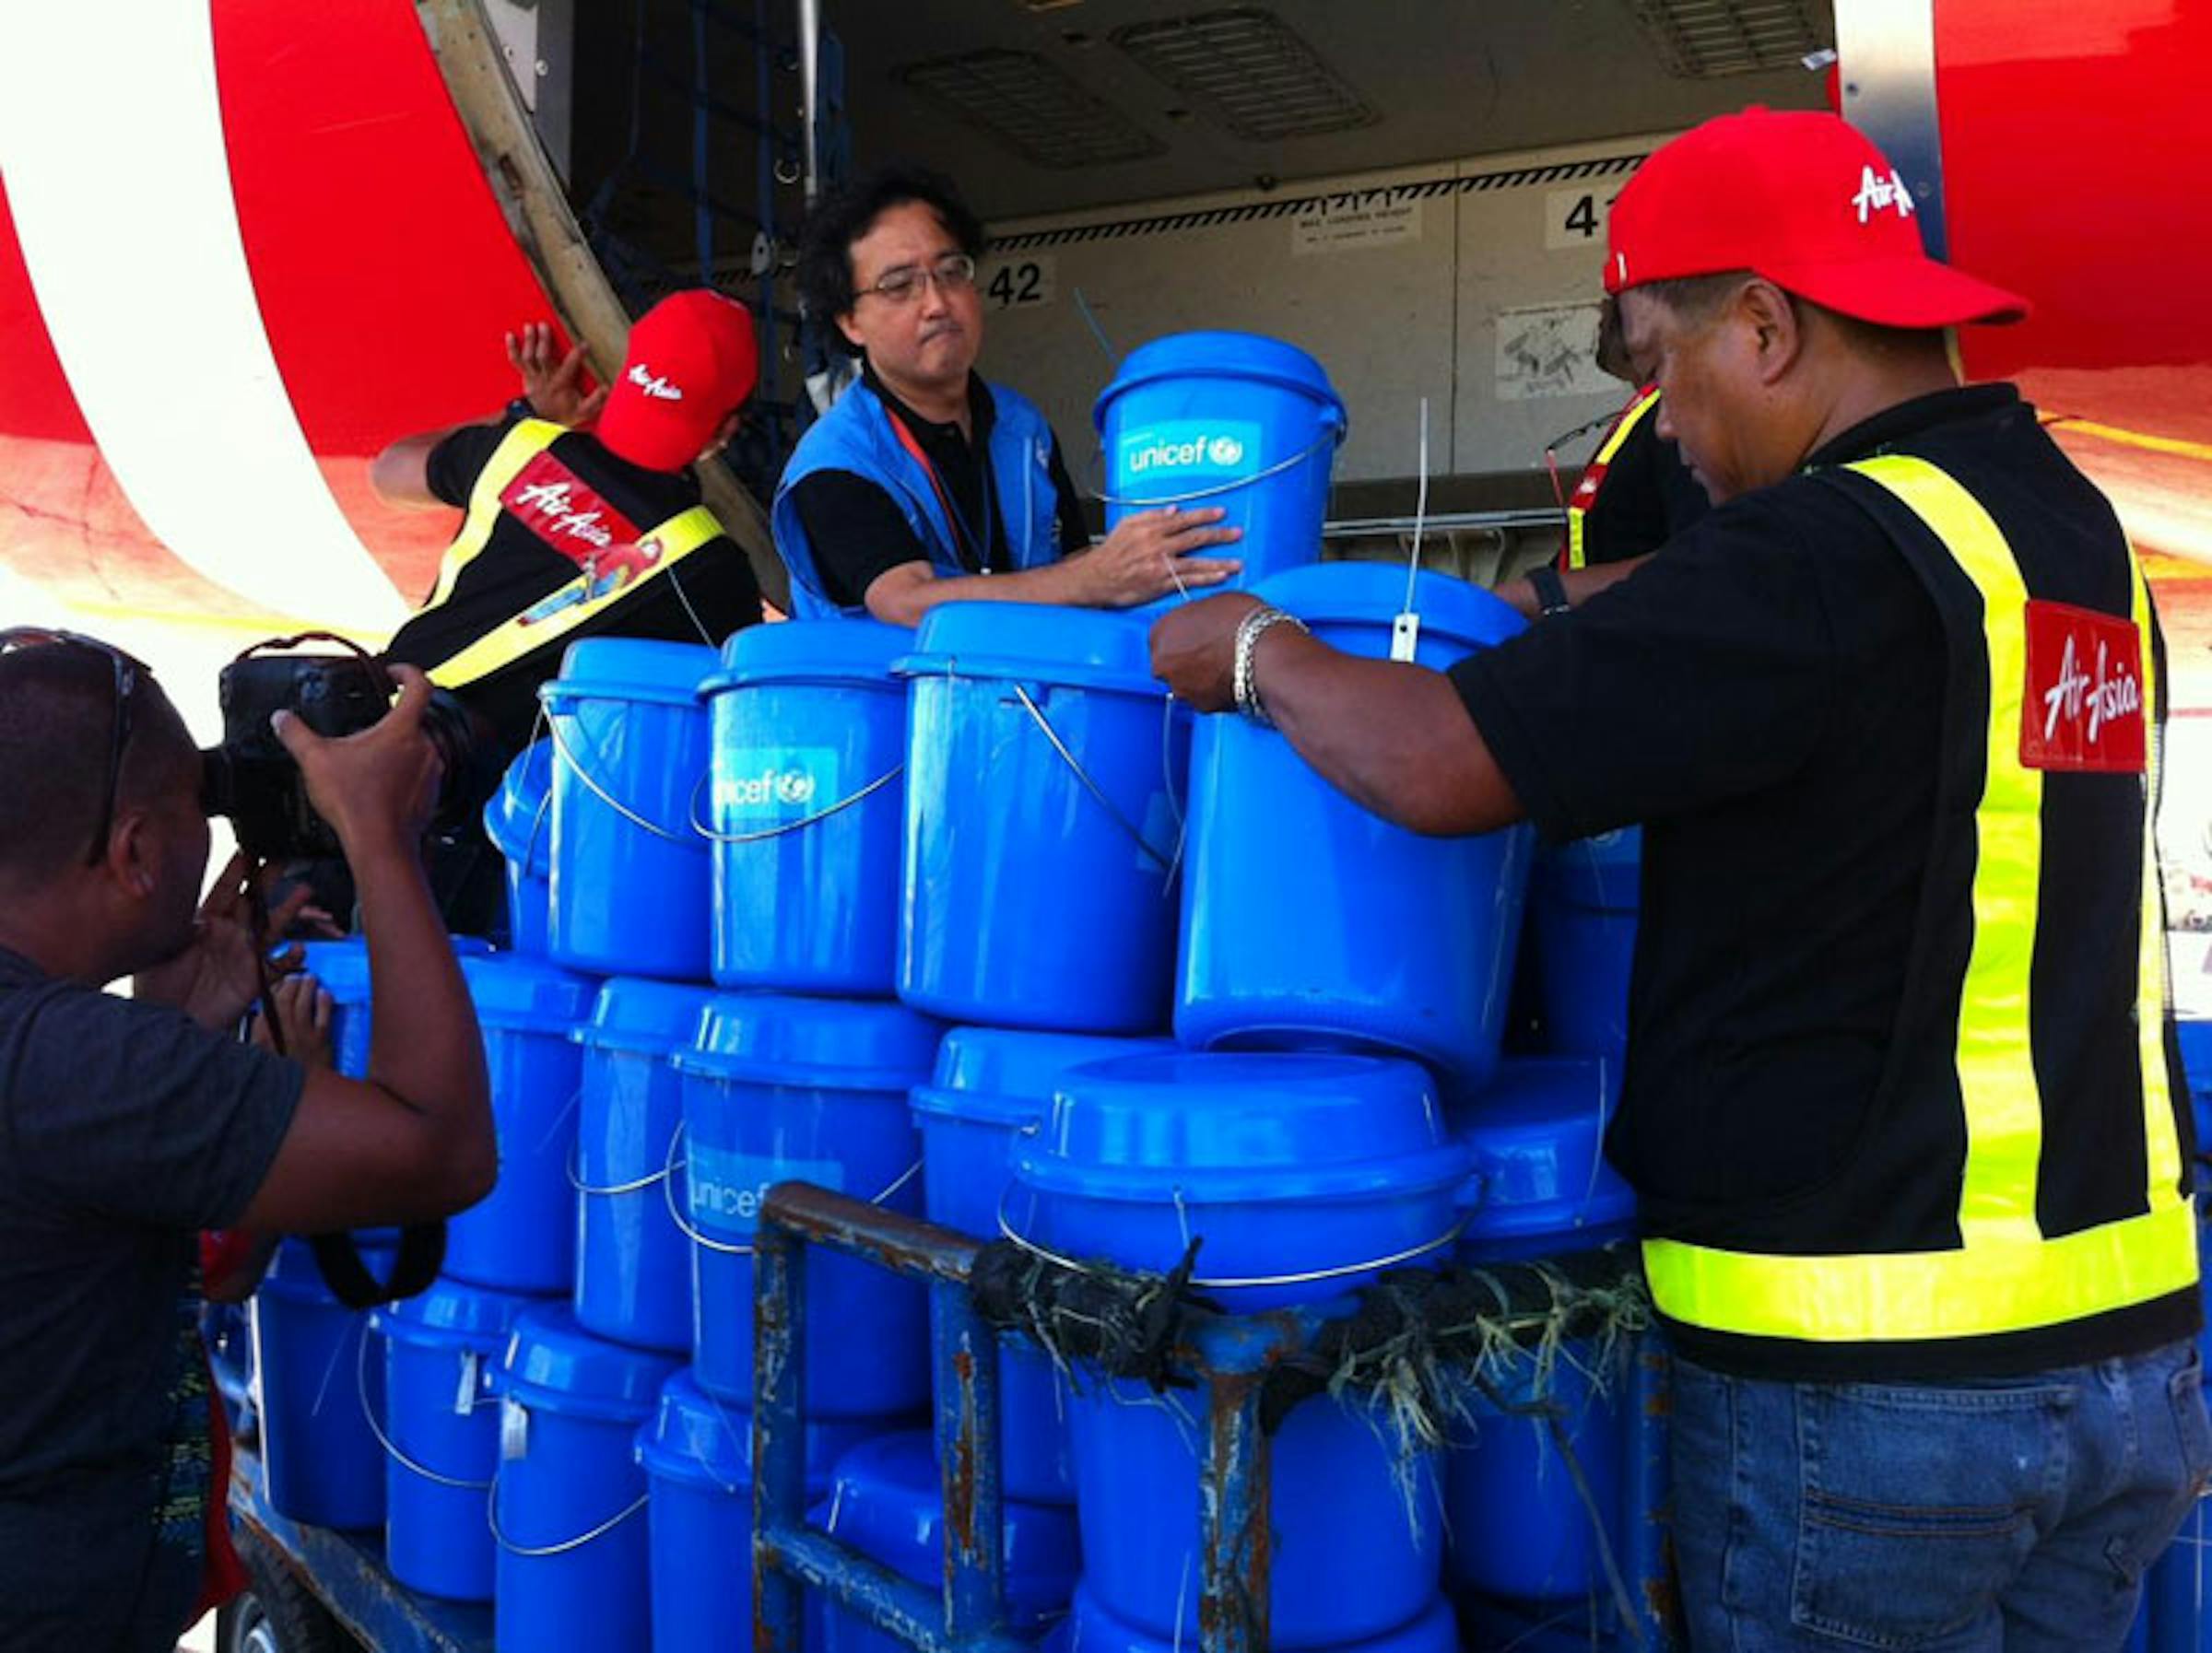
top-left (1526, 565), bottom-right (1572, 617)
top-left (506, 396), bottom-right (538, 423)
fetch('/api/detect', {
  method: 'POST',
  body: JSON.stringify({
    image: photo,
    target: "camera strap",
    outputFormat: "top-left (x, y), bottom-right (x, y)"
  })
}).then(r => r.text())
top-left (308, 1223), bottom-right (447, 1309)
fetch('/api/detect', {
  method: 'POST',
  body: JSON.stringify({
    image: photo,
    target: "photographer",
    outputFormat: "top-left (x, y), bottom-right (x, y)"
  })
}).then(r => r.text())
top-left (0, 637), bottom-right (490, 1649)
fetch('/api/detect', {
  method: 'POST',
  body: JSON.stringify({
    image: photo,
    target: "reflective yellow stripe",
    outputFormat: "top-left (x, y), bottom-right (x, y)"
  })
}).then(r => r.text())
top-left (1565, 388), bottom-right (1663, 571)
top-left (418, 419), bottom-right (564, 611)
top-left (427, 504), bottom-right (725, 690)
top-left (2130, 554), bottom-right (2186, 1207)
top-left (1643, 1200), bottom-right (2197, 1342)
top-left (1641, 454), bottom-right (2195, 1344)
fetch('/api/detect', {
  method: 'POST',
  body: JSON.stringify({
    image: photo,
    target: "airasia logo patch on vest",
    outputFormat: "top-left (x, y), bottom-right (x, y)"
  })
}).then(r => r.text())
top-left (2021, 600), bottom-right (2146, 773)
top-left (500, 452), bottom-right (646, 563)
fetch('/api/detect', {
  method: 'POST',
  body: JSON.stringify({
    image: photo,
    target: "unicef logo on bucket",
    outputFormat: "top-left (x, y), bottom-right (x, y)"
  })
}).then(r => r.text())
top-left (715, 745), bottom-right (841, 820)
top-left (687, 1143), bottom-right (846, 1233)
top-left (1114, 419), bottom-right (1263, 499)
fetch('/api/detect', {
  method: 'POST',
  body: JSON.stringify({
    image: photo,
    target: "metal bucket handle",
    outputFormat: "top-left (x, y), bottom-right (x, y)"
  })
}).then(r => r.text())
top-left (1091, 425), bottom-right (1337, 510)
top-left (359, 1332), bottom-right (495, 1491)
top-left (661, 1118), bottom-right (924, 1257)
top-left (687, 763), bottom-right (905, 845)
top-left (544, 705), bottom-right (696, 845)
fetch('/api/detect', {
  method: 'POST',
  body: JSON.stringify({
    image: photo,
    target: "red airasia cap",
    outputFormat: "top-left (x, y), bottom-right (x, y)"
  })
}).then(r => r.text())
top-left (1605, 108), bottom-right (2029, 328)
top-left (595, 289), bottom-right (759, 472)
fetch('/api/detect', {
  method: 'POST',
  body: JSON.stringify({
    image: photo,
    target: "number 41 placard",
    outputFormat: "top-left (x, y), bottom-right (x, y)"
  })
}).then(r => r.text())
top-left (1545, 188), bottom-right (1617, 251)
top-left (981, 256), bottom-right (1057, 310)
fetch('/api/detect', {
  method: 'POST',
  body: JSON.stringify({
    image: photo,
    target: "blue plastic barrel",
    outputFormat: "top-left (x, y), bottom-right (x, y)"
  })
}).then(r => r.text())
top-left (636, 1369), bottom-right (890, 1653)
top-left (1093, 331), bottom-right (1346, 592)
top-left (540, 638), bottom-right (718, 980)
top-left (371, 1278), bottom-right (535, 1601)
top-left (912, 1026), bottom-right (1173, 1503)
top-left (1177, 563), bottom-right (1533, 1100)
top-left (1011, 1051), bottom-right (1468, 1645)
top-left (572, 978), bottom-right (716, 1352)
top-left (444, 954), bottom-right (599, 1295)
top-left (895, 604), bottom-right (1186, 1033)
top-left (673, 992), bottom-right (942, 1412)
top-left (1047, 1586), bottom-right (1458, 1653)
top-left (1445, 1057), bottom-right (1638, 1616)
top-left (253, 1236), bottom-right (394, 1529)
top-left (492, 1306), bottom-right (679, 1653)
top-left (1526, 829), bottom-right (1641, 1065)
top-left (699, 619), bottom-right (912, 995)
top-left (818, 1431), bottom-right (1080, 1653)
top-left (484, 739), bottom-right (555, 956)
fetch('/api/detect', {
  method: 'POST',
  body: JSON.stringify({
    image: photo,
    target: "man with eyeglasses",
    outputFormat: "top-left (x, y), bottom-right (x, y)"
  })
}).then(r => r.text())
top-left (0, 638), bottom-right (491, 1647)
top-left (775, 165), bottom-right (1243, 625)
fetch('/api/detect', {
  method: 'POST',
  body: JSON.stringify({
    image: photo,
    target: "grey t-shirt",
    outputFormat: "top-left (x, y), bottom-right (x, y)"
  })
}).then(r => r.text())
top-left (0, 945), bottom-right (302, 1648)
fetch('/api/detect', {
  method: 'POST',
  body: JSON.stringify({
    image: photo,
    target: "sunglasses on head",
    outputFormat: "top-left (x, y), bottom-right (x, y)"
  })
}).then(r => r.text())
top-left (0, 627), bottom-right (151, 866)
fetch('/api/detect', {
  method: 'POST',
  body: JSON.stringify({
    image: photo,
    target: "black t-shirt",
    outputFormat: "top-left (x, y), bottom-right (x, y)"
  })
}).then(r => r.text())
top-left (787, 367), bottom-right (1091, 611)
top-left (383, 416), bottom-right (764, 753)
top-left (1453, 385), bottom-right (2050, 1237)
top-left (0, 948), bottom-right (302, 1647)
top-left (1576, 400), bottom-right (1710, 566)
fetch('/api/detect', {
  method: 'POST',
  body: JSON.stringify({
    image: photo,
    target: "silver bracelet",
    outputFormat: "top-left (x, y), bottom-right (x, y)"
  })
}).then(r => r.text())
top-left (1233, 605), bottom-right (1308, 727)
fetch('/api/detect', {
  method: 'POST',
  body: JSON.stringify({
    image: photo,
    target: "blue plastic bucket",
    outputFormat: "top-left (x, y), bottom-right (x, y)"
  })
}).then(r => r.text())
top-left (1526, 829), bottom-right (1641, 1065)
top-left (444, 954), bottom-right (599, 1295)
top-left (1177, 563), bottom-right (1533, 1100)
top-left (484, 739), bottom-right (556, 956)
top-left (295, 935), bottom-right (493, 1080)
top-left (492, 1306), bottom-right (679, 1653)
top-left (912, 1026), bottom-right (1173, 1503)
top-left (895, 604), bottom-right (1186, 1033)
top-left (253, 1236), bottom-right (394, 1530)
top-left (699, 619), bottom-right (912, 995)
top-left (1047, 1585), bottom-right (1457, 1653)
top-left (572, 979), bottom-right (717, 1352)
top-left (638, 1372), bottom-right (898, 1653)
top-left (1011, 1051), bottom-right (1467, 1645)
top-left (818, 1431), bottom-right (1081, 1653)
top-left (371, 1278), bottom-right (535, 1601)
top-left (2176, 1019), bottom-right (2212, 1151)
top-left (673, 992), bottom-right (943, 1412)
top-left (1446, 1057), bottom-right (1638, 1611)
top-left (1093, 331), bottom-right (1346, 592)
top-left (540, 638), bottom-right (718, 980)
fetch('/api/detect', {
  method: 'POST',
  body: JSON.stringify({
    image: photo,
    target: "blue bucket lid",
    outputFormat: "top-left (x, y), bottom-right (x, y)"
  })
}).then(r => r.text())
top-left (461, 953), bottom-right (599, 1030)
top-left (673, 992), bottom-right (943, 1092)
top-left (371, 1276), bottom-right (535, 1352)
top-left (1015, 1051), bottom-right (1467, 1202)
top-left (1093, 330), bottom-right (1347, 428)
top-left (298, 938), bottom-right (371, 1006)
top-left (632, 1368), bottom-right (886, 1494)
top-left (574, 977), bottom-right (719, 1057)
top-left (698, 617), bottom-right (913, 696)
top-left (821, 1431), bottom-right (1079, 1619)
top-left (892, 602), bottom-right (1159, 697)
top-left (541, 637), bottom-right (718, 709)
top-left (1458, 1057), bottom-right (1637, 1241)
top-left (483, 739), bottom-right (554, 872)
top-left (1254, 562), bottom-right (1525, 652)
top-left (500, 1304), bottom-right (680, 1414)
top-left (912, 1027), bottom-right (1178, 1130)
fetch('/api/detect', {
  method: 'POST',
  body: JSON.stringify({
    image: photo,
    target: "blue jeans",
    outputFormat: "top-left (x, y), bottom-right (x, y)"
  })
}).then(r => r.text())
top-left (1670, 1339), bottom-right (2212, 1651)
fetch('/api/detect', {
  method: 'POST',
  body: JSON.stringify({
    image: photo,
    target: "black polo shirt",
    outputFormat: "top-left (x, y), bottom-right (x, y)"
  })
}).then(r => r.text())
top-left (1453, 384), bottom-right (2061, 1237)
top-left (383, 415), bottom-right (764, 754)
top-left (786, 364), bottom-right (1091, 610)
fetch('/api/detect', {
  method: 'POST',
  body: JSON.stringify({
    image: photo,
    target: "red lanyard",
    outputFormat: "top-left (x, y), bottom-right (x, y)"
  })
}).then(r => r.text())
top-left (888, 411), bottom-right (997, 575)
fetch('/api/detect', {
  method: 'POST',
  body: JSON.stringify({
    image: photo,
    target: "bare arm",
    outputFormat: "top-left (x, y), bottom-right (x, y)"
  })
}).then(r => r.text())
top-left (863, 505), bottom-right (1244, 627)
top-left (236, 668), bottom-right (493, 1231)
top-left (368, 429), bottom-right (462, 510)
top-left (1149, 593), bottom-right (1524, 838)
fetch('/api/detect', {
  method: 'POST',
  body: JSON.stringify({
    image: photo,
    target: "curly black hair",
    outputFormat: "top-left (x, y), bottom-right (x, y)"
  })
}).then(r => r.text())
top-left (795, 165), bottom-right (988, 355)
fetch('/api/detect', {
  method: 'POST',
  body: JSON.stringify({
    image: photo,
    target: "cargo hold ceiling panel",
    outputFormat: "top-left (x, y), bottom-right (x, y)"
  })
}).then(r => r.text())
top-left (1625, 0), bottom-right (1829, 77)
top-left (1110, 9), bottom-right (1377, 143)
top-left (896, 48), bottom-right (1166, 169)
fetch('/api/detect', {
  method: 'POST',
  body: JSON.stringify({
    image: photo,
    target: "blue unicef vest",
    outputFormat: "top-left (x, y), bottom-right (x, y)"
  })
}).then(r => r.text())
top-left (772, 376), bottom-right (1064, 618)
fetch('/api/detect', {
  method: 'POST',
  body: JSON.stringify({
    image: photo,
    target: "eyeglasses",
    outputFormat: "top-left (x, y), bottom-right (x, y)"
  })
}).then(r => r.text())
top-left (855, 252), bottom-right (978, 307)
top-left (0, 627), bottom-right (147, 865)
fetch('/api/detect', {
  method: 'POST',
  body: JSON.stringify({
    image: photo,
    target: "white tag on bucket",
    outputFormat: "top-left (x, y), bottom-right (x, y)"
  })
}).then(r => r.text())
top-left (455, 1352), bottom-right (480, 1417)
top-left (1390, 612), bottom-right (1421, 663)
top-left (500, 1398), bottom-right (529, 1460)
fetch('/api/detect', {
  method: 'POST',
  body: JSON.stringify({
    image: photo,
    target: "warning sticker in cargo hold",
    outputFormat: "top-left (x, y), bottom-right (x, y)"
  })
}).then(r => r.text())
top-left (1293, 194), bottom-right (1421, 255)
top-left (1495, 302), bottom-right (1616, 402)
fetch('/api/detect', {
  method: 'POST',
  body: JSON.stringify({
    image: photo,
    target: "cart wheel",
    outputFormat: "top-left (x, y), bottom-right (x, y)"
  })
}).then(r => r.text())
top-left (217, 1531), bottom-right (352, 1653)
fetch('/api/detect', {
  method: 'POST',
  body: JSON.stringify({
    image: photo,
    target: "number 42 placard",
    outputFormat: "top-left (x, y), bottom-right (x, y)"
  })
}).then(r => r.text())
top-left (981, 256), bottom-right (1056, 310)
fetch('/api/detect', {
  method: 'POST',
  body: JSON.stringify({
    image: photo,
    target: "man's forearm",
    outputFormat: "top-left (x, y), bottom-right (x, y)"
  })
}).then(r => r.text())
top-left (866, 559), bottom-right (1084, 627)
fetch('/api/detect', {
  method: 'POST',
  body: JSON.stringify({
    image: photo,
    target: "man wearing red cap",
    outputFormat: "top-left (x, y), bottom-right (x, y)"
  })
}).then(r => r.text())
top-left (375, 288), bottom-right (766, 756)
top-left (1155, 108), bottom-right (2207, 1647)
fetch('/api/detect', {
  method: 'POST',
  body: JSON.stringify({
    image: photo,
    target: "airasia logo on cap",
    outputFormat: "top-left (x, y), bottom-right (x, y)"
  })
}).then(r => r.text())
top-left (627, 363), bottom-right (684, 402)
top-left (1851, 165), bottom-right (1916, 224)
top-left (2020, 601), bottom-right (2146, 773)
